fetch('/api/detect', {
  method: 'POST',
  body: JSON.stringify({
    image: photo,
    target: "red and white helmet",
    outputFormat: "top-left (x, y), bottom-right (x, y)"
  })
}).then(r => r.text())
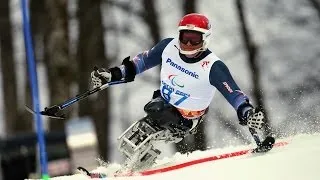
top-left (177, 13), bottom-right (212, 55)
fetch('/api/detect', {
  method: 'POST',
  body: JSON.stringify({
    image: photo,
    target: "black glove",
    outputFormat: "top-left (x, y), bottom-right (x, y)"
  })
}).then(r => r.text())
top-left (237, 103), bottom-right (265, 130)
top-left (90, 67), bottom-right (112, 88)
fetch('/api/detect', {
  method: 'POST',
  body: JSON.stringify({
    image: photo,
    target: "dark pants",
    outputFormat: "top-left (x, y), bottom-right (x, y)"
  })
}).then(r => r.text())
top-left (143, 90), bottom-right (193, 134)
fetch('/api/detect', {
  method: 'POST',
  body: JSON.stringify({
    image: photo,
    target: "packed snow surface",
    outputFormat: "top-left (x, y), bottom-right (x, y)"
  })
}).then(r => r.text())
top-left (51, 133), bottom-right (320, 180)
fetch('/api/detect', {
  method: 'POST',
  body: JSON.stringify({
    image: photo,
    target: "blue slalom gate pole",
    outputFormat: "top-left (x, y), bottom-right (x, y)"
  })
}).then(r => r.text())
top-left (21, 0), bottom-right (49, 179)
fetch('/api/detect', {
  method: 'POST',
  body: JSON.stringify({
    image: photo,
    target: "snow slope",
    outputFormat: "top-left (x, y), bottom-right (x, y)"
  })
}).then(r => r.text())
top-left (51, 133), bottom-right (320, 180)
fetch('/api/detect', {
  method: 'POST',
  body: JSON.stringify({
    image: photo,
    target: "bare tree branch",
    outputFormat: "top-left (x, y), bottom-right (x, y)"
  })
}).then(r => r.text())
top-left (309, 0), bottom-right (320, 21)
top-left (141, 0), bottom-right (161, 44)
top-left (44, 0), bottom-right (72, 131)
top-left (183, 0), bottom-right (197, 14)
top-left (235, 0), bottom-right (271, 135)
top-left (77, 0), bottom-right (111, 161)
top-left (0, 0), bottom-right (18, 135)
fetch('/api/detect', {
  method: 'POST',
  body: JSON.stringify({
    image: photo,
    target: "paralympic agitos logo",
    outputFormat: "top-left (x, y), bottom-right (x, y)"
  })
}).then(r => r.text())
top-left (168, 75), bottom-right (184, 88)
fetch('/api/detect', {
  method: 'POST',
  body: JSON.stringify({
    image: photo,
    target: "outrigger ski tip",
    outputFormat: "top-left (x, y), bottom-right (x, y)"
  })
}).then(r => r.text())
top-left (77, 166), bottom-right (107, 179)
top-left (252, 136), bottom-right (275, 153)
top-left (25, 105), bottom-right (65, 119)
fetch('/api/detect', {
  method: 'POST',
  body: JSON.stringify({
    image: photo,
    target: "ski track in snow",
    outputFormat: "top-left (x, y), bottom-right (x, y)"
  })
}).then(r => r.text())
top-left (48, 133), bottom-right (320, 180)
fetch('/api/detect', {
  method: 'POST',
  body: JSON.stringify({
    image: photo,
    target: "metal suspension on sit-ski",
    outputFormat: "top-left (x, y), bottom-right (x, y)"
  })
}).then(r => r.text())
top-left (117, 116), bottom-right (184, 171)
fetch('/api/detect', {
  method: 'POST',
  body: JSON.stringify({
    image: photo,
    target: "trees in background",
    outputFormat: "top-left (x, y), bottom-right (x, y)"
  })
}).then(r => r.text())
top-left (309, 0), bottom-right (320, 21)
top-left (77, 0), bottom-right (111, 161)
top-left (1, 0), bottom-right (319, 165)
top-left (0, 0), bottom-right (19, 136)
top-left (235, 0), bottom-right (271, 135)
top-left (0, 0), bottom-right (33, 135)
top-left (0, 0), bottom-right (259, 160)
top-left (44, 0), bottom-right (72, 131)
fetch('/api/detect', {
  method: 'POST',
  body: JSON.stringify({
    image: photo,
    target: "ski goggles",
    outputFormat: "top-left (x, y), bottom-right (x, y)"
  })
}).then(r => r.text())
top-left (179, 30), bottom-right (203, 46)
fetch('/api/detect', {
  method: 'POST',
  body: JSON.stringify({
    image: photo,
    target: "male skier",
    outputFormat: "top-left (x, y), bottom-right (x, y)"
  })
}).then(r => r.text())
top-left (90, 13), bottom-right (269, 172)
